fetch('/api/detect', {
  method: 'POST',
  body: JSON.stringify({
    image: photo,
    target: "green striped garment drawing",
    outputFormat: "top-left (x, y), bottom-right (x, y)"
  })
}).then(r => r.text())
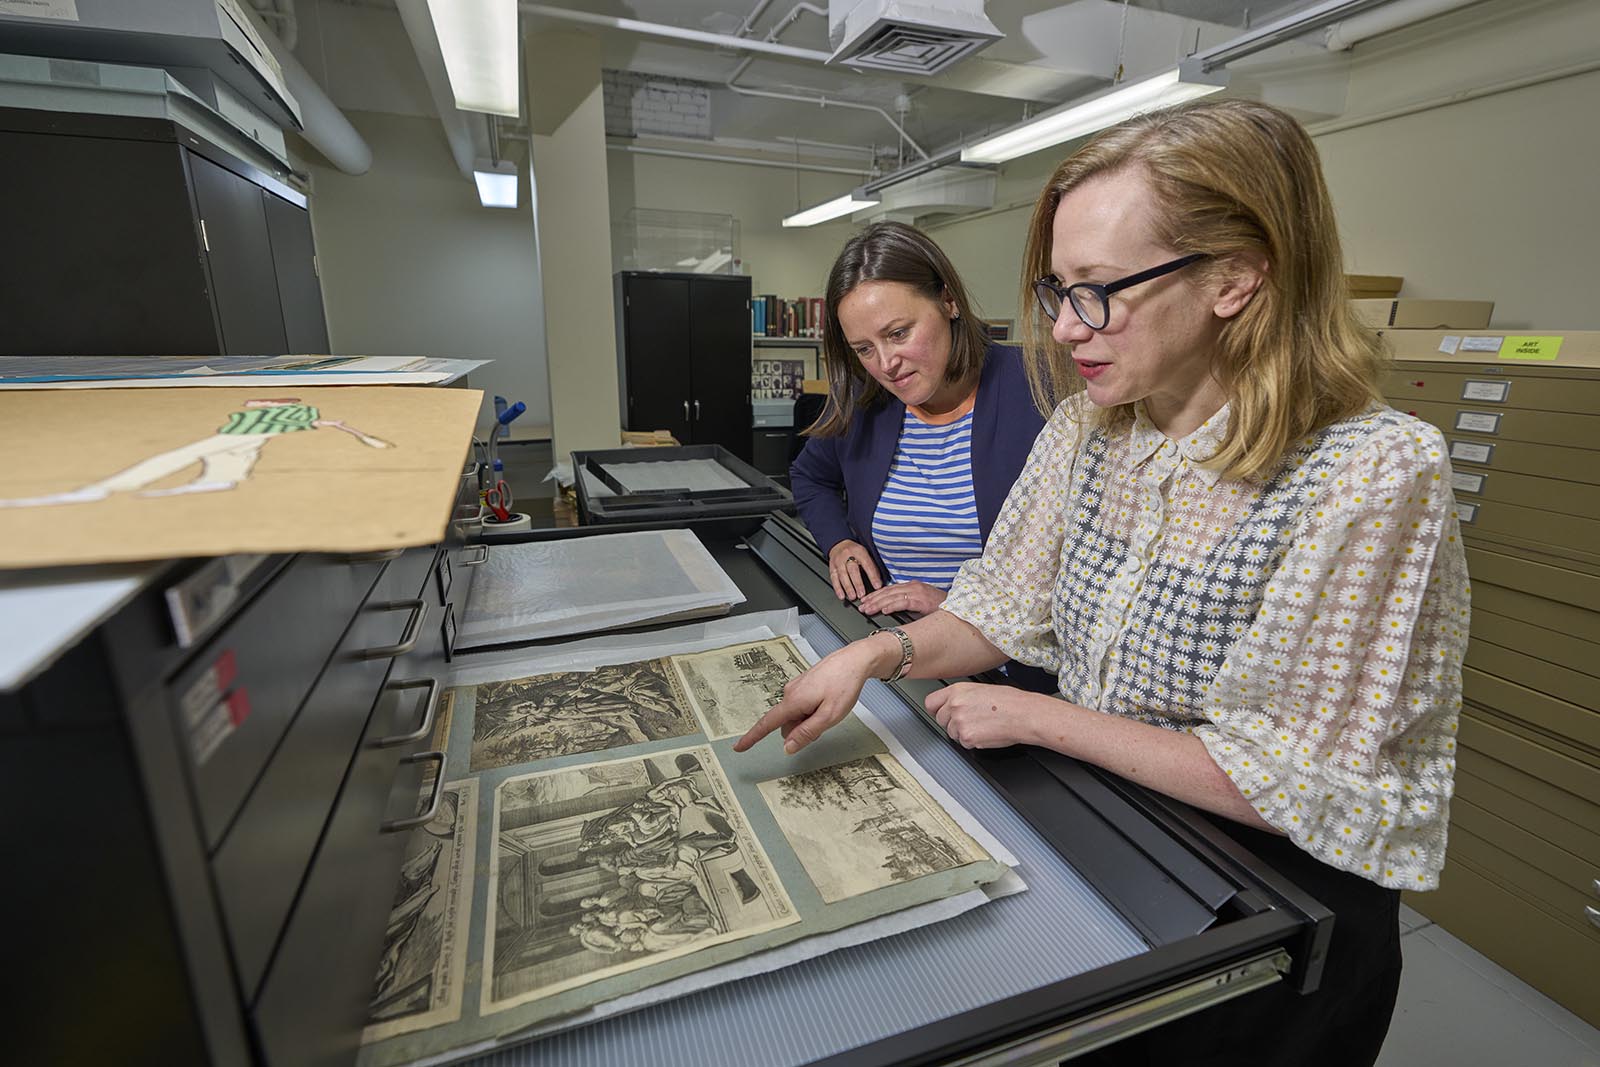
top-left (218, 405), bottom-right (319, 435)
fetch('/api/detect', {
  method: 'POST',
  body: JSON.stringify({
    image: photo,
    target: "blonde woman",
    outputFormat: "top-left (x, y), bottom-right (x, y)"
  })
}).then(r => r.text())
top-left (738, 100), bottom-right (1470, 1065)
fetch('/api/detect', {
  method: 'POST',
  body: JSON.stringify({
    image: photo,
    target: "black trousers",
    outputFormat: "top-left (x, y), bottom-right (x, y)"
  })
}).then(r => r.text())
top-left (1075, 817), bottom-right (1404, 1067)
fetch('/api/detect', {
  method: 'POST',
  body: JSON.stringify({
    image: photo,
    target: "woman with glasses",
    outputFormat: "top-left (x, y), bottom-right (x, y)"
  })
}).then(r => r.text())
top-left (742, 100), bottom-right (1469, 1066)
top-left (790, 222), bottom-right (1049, 645)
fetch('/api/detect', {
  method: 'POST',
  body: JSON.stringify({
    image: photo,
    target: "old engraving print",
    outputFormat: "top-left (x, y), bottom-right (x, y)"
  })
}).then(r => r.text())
top-left (483, 746), bottom-right (795, 1014)
top-left (668, 637), bottom-right (810, 739)
top-left (469, 658), bottom-right (698, 771)
top-left (363, 779), bottom-right (478, 1042)
top-left (758, 754), bottom-right (990, 904)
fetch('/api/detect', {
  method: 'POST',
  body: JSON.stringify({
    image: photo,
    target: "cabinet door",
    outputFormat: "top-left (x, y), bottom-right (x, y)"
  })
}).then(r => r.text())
top-left (187, 151), bottom-right (288, 355)
top-left (621, 275), bottom-right (692, 443)
top-left (0, 131), bottom-right (219, 355)
top-left (263, 193), bottom-right (330, 354)
top-left (689, 278), bottom-right (754, 461)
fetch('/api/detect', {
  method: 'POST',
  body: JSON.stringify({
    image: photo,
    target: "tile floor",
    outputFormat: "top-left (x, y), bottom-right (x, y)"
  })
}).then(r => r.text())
top-left (1377, 905), bottom-right (1599, 1066)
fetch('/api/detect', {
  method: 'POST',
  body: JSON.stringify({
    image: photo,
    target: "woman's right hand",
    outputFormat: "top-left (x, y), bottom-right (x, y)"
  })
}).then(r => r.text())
top-left (732, 636), bottom-right (895, 755)
top-left (828, 539), bottom-right (883, 602)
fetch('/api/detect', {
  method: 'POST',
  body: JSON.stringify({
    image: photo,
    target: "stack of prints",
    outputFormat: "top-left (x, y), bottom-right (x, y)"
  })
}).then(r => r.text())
top-left (358, 635), bottom-right (1008, 1067)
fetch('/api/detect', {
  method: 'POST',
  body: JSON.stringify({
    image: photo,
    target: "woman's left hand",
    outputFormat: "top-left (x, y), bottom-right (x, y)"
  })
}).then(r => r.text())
top-left (856, 580), bottom-right (946, 618)
top-left (925, 683), bottom-right (1045, 750)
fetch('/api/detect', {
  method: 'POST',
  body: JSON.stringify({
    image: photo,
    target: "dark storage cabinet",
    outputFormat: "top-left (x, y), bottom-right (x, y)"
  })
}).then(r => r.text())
top-left (0, 107), bottom-right (327, 356)
top-left (614, 271), bottom-right (753, 462)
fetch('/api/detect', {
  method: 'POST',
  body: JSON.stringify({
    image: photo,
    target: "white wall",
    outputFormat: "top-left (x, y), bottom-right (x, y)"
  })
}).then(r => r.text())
top-left (1313, 0), bottom-right (1600, 328)
top-left (607, 150), bottom-right (861, 298)
top-left (930, 0), bottom-right (1600, 333)
top-left (302, 110), bottom-right (551, 438)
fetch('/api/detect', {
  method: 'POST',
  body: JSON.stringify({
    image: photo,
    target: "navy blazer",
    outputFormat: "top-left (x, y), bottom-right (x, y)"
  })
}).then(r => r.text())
top-left (790, 342), bottom-right (1046, 577)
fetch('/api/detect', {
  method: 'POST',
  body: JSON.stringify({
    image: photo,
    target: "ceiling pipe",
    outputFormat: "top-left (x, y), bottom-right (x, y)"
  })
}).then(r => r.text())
top-left (1323, 0), bottom-right (1487, 50)
top-left (608, 140), bottom-right (874, 176)
top-left (518, 3), bottom-right (832, 62)
top-left (1193, 0), bottom-right (1399, 71)
top-left (252, 4), bottom-right (370, 173)
top-left (396, 0), bottom-right (478, 178)
top-left (723, 4), bottom-right (929, 162)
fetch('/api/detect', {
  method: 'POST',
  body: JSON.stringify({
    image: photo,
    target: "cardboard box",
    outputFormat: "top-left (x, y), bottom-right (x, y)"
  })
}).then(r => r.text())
top-left (1346, 273), bottom-right (1403, 299)
top-left (1381, 329), bottom-right (1600, 369)
top-left (1354, 299), bottom-right (1494, 329)
top-left (620, 429), bottom-right (681, 447)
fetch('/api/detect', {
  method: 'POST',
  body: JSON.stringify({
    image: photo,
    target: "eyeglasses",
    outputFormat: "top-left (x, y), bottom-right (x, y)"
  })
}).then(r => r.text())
top-left (1033, 253), bottom-right (1208, 330)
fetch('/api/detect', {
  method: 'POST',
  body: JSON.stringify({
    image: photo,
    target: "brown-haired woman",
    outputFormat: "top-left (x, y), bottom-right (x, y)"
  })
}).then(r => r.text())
top-left (790, 221), bottom-right (1047, 626)
top-left (742, 100), bottom-right (1470, 1066)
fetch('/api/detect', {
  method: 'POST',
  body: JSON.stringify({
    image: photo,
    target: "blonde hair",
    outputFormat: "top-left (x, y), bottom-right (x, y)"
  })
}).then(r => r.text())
top-left (1018, 98), bottom-right (1386, 482)
top-left (810, 222), bottom-right (991, 437)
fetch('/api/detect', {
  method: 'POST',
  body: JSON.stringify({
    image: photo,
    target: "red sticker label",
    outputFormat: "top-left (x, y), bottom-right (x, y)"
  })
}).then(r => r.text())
top-left (226, 688), bottom-right (251, 727)
top-left (213, 648), bottom-right (238, 691)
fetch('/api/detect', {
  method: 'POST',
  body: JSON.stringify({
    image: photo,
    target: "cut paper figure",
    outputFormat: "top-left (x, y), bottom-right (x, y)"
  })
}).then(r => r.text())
top-left (0, 397), bottom-right (393, 508)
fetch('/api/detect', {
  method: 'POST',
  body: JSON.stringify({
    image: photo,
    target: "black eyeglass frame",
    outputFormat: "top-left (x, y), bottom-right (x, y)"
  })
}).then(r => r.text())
top-left (1034, 253), bottom-right (1209, 330)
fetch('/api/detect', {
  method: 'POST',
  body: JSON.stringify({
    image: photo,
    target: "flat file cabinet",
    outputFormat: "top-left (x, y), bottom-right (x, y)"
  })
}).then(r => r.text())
top-left (1381, 330), bottom-right (1600, 1027)
top-left (4, 474), bottom-right (483, 1065)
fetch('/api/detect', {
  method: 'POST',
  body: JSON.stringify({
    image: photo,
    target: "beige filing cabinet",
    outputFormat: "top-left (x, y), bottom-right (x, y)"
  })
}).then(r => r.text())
top-left (1380, 329), bottom-right (1600, 1027)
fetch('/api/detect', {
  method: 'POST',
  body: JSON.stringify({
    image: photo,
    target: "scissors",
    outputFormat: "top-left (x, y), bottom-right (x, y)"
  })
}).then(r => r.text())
top-left (485, 478), bottom-right (513, 522)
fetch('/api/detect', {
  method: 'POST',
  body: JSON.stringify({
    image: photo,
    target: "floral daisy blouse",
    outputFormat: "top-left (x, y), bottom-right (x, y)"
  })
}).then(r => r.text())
top-left (942, 396), bottom-right (1471, 889)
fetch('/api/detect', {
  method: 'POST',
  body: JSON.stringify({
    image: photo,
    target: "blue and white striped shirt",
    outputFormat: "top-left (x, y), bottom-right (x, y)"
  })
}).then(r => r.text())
top-left (870, 409), bottom-right (982, 589)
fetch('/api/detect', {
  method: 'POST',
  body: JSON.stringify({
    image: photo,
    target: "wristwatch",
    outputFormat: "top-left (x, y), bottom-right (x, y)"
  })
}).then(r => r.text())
top-left (880, 626), bottom-right (914, 682)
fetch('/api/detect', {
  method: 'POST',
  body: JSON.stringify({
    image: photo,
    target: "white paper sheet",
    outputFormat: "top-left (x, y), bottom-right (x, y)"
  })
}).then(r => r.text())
top-left (456, 530), bottom-right (744, 646)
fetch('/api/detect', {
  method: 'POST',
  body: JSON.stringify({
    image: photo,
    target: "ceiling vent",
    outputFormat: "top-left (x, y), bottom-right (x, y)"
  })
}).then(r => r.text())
top-left (828, 0), bottom-right (1003, 76)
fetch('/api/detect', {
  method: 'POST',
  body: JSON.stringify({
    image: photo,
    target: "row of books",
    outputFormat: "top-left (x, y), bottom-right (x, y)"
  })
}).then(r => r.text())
top-left (752, 295), bottom-right (824, 338)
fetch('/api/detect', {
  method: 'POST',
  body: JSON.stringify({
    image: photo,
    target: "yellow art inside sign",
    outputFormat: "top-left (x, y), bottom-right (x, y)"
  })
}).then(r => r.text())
top-left (1499, 336), bottom-right (1564, 360)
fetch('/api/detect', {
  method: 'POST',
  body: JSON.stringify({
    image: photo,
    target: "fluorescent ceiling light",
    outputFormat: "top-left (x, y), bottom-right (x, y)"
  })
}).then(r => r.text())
top-left (960, 62), bottom-right (1227, 164)
top-left (427, 0), bottom-right (520, 117)
top-left (782, 189), bottom-right (880, 228)
top-left (474, 162), bottom-right (518, 208)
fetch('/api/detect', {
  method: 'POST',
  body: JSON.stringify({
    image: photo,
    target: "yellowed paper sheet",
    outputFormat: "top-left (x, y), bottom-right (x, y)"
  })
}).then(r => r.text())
top-left (0, 386), bottom-right (481, 568)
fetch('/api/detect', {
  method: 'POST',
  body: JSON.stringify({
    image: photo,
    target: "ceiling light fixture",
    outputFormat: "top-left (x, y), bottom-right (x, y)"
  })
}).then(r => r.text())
top-left (960, 61), bottom-right (1227, 165)
top-left (427, 0), bottom-right (520, 117)
top-left (474, 161), bottom-right (518, 208)
top-left (782, 189), bottom-right (880, 228)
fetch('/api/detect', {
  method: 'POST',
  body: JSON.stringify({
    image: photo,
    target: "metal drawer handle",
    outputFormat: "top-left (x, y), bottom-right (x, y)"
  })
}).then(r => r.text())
top-left (374, 678), bottom-right (440, 748)
top-left (380, 751), bottom-right (446, 833)
top-left (460, 544), bottom-right (490, 566)
top-left (1586, 905), bottom-right (1600, 932)
top-left (358, 599), bottom-right (429, 659)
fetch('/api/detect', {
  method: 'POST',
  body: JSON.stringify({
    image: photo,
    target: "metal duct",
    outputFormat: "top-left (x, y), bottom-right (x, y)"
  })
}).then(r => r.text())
top-left (254, 13), bottom-right (372, 175)
top-left (827, 0), bottom-right (1002, 75)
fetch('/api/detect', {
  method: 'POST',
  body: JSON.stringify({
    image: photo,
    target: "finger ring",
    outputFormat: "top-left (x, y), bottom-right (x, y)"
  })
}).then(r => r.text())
top-left (846, 555), bottom-right (857, 565)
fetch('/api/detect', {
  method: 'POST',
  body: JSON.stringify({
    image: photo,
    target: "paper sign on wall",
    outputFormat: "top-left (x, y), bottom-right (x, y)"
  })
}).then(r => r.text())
top-left (0, 0), bottom-right (79, 20)
top-left (1500, 336), bottom-right (1564, 361)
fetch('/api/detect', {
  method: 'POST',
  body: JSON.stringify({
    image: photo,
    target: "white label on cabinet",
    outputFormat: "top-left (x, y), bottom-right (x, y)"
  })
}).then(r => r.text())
top-left (1454, 411), bottom-right (1502, 434)
top-left (1456, 502), bottom-right (1478, 524)
top-left (1438, 335), bottom-right (1462, 355)
top-left (1461, 380), bottom-right (1511, 403)
top-left (0, 0), bottom-right (79, 20)
top-left (1460, 336), bottom-right (1505, 353)
top-left (1451, 471), bottom-right (1486, 495)
top-left (1449, 440), bottom-right (1495, 465)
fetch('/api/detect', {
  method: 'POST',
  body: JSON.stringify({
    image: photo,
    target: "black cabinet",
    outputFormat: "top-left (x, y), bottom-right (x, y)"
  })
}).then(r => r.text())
top-left (614, 271), bottom-right (753, 462)
top-left (0, 107), bottom-right (328, 356)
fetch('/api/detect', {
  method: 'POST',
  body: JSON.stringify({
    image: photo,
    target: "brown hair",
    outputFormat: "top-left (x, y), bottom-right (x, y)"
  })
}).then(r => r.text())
top-left (809, 221), bottom-right (992, 437)
top-left (1018, 98), bottom-right (1386, 482)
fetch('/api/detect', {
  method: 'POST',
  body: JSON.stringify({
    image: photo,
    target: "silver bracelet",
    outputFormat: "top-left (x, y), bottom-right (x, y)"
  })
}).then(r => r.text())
top-left (880, 626), bottom-right (914, 682)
